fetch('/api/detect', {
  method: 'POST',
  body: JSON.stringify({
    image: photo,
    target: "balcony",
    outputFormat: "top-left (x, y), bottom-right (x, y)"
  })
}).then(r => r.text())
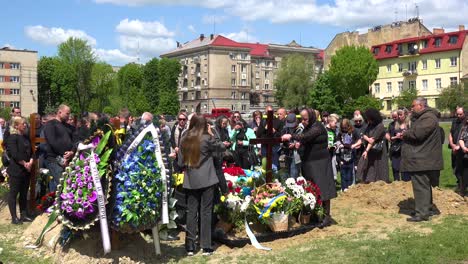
top-left (196, 72), bottom-right (201, 77)
top-left (402, 70), bottom-right (418, 77)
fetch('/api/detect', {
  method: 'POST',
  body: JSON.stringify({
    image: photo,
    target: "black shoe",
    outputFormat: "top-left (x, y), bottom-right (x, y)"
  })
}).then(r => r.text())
top-left (407, 216), bottom-right (429, 222)
top-left (429, 208), bottom-right (441, 216)
top-left (11, 218), bottom-right (23, 225)
top-left (202, 248), bottom-right (214, 256)
top-left (318, 216), bottom-right (332, 229)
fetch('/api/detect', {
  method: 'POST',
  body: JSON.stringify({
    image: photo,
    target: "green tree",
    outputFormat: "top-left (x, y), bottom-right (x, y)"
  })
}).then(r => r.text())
top-left (328, 46), bottom-right (378, 102)
top-left (117, 63), bottom-right (144, 108)
top-left (395, 87), bottom-right (418, 109)
top-left (57, 37), bottom-right (96, 114)
top-left (157, 58), bottom-right (181, 114)
top-left (0, 107), bottom-right (11, 120)
top-left (37, 56), bottom-right (62, 114)
top-left (437, 84), bottom-right (468, 112)
top-left (308, 72), bottom-right (341, 114)
top-left (142, 58), bottom-right (160, 113)
top-left (89, 62), bottom-right (116, 113)
top-left (342, 95), bottom-right (382, 117)
top-left (275, 54), bottom-right (315, 108)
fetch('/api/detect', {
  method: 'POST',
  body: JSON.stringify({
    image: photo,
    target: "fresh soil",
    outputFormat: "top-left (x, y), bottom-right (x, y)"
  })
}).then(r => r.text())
top-left (2, 181), bottom-right (467, 263)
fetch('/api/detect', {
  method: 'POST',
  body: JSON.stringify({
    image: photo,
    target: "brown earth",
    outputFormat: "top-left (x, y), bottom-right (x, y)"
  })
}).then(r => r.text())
top-left (3, 181), bottom-right (467, 263)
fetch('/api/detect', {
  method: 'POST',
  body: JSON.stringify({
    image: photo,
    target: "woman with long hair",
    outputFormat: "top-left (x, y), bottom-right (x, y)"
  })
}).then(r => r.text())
top-left (282, 108), bottom-right (337, 228)
top-left (387, 109), bottom-right (410, 181)
top-left (6, 116), bottom-right (33, 224)
top-left (178, 115), bottom-right (225, 256)
top-left (356, 108), bottom-right (390, 183)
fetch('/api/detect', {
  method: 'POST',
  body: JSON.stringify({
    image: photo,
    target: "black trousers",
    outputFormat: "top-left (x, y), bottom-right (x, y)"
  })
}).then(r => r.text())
top-left (8, 175), bottom-right (30, 219)
top-left (185, 185), bottom-right (215, 250)
top-left (410, 171), bottom-right (434, 218)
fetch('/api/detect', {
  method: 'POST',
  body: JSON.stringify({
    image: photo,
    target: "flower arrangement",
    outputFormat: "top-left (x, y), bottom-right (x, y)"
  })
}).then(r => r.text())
top-left (285, 176), bottom-right (322, 215)
top-left (112, 137), bottom-right (164, 233)
top-left (55, 131), bottom-right (113, 229)
top-left (36, 192), bottom-right (56, 213)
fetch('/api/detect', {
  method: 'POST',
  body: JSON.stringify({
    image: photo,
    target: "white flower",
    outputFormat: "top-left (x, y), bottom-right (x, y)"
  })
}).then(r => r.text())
top-left (285, 178), bottom-right (296, 187)
top-left (240, 196), bottom-right (252, 212)
top-left (296, 176), bottom-right (306, 183)
top-left (291, 185), bottom-right (305, 198)
top-left (302, 193), bottom-right (316, 209)
top-left (226, 193), bottom-right (242, 209)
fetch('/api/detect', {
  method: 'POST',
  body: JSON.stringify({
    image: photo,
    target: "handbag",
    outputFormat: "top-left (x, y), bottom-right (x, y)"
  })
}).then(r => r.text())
top-left (370, 140), bottom-right (384, 153)
top-left (390, 141), bottom-right (402, 155)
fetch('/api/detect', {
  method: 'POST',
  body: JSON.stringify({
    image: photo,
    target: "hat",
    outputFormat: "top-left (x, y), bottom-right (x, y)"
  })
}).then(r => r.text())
top-left (285, 113), bottom-right (297, 128)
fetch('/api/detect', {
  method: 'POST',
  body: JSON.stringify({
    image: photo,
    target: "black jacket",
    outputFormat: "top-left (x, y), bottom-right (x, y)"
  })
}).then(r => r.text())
top-left (6, 134), bottom-right (32, 178)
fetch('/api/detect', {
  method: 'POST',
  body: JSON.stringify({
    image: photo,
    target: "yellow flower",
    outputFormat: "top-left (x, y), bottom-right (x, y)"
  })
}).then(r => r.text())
top-left (247, 177), bottom-right (253, 184)
top-left (220, 195), bottom-right (226, 202)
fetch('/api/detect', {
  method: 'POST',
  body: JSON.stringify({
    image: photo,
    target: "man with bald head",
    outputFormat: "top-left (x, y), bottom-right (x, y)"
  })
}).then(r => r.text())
top-left (44, 104), bottom-right (77, 192)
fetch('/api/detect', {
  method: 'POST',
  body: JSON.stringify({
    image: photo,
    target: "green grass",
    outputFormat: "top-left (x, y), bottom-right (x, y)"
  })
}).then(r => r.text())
top-left (203, 215), bottom-right (468, 264)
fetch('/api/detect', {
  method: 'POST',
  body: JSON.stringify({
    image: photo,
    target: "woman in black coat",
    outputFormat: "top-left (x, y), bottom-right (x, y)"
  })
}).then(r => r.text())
top-left (6, 117), bottom-right (33, 224)
top-left (282, 108), bottom-right (337, 228)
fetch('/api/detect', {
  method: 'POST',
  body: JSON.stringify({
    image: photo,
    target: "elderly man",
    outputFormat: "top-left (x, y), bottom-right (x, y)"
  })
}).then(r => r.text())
top-left (401, 98), bottom-right (443, 222)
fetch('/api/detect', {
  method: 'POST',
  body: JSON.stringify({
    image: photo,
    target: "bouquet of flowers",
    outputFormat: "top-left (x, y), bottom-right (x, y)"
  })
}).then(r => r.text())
top-left (285, 176), bottom-right (322, 215)
top-left (112, 136), bottom-right (165, 233)
top-left (36, 192), bottom-right (56, 213)
top-left (55, 131), bottom-right (113, 230)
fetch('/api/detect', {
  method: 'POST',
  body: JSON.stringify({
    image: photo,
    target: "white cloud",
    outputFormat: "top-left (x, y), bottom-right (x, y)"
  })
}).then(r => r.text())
top-left (188, 25), bottom-right (197, 33)
top-left (94, 0), bottom-right (231, 8)
top-left (119, 35), bottom-right (177, 58)
top-left (94, 48), bottom-right (138, 65)
top-left (202, 14), bottom-right (229, 24)
top-left (24, 25), bottom-right (97, 46)
top-left (116, 18), bottom-right (175, 38)
top-left (222, 29), bottom-right (258, 43)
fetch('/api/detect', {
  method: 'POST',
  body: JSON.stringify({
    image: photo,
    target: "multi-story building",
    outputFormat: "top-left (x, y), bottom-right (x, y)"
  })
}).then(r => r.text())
top-left (161, 34), bottom-right (321, 113)
top-left (370, 26), bottom-right (468, 115)
top-left (324, 18), bottom-right (431, 69)
top-left (0, 47), bottom-right (38, 116)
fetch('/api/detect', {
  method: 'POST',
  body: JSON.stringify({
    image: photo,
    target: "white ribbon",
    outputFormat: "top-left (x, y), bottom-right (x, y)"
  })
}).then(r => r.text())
top-left (77, 142), bottom-right (111, 254)
top-left (245, 217), bottom-right (271, 251)
top-left (123, 123), bottom-right (169, 224)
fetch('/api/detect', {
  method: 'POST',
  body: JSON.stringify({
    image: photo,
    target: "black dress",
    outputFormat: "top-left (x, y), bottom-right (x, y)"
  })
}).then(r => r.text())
top-left (293, 122), bottom-right (337, 201)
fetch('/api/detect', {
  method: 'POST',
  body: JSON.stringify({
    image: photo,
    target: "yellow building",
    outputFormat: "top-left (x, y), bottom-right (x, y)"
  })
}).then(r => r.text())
top-left (161, 34), bottom-right (321, 114)
top-left (370, 26), bottom-right (468, 115)
top-left (0, 47), bottom-right (38, 116)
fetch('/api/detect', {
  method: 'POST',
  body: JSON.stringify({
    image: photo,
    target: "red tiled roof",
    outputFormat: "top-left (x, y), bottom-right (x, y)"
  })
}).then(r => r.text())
top-left (211, 35), bottom-right (270, 57)
top-left (317, 50), bottom-right (324, 60)
top-left (371, 30), bottom-right (468, 60)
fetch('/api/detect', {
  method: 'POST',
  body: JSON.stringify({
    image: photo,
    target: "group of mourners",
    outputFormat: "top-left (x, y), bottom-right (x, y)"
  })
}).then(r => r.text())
top-left (1, 98), bottom-right (468, 256)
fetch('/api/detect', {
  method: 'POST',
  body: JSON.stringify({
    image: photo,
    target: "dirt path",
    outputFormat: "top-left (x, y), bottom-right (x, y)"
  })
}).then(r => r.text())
top-left (5, 181), bottom-right (468, 263)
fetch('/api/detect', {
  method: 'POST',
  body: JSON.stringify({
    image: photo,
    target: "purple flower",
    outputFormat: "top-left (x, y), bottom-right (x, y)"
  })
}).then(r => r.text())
top-left (75, 208), bottom-right (85, 218)
top-left (78, 181), bottom-right (84, 188)
top-left (85, 206), bottom-right (94, 214)
top-left (77, 198), bottom-right (82, 204)
top-left (75, 166), bottom-right (81, 170)
top-left (88, 191), bottom-right (97, 202)
top-left (71, 183), bottom-right (77, 189)
top-left (78, 189), bottom-right (83, 196)
top-left (87, 183), bottom-right (93, 189)
top-left (66, 206), bottom-right (73, 213)
top-left (80, 153), bottom-right (85, 160)
top-left (83, 201), bottom-right (91, 208)
top-left (67, 192), bottom-right (74, 199)
top-left (84, 166), bottom-right (90, 172)
top-left (61, 193), bottom-right (68, 200)
top-left (66, 178), bottom-right (72, 185)
top-left (92, 136), bottom-right (100, 147)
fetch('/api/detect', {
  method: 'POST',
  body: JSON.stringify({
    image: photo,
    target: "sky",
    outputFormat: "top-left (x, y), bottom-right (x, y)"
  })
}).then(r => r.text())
top-left (1, 0), bottom-right (467, 66)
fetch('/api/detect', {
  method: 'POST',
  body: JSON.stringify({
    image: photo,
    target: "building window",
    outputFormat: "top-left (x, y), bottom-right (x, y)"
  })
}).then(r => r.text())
top-left (408, 61), bottom-right (417, 71)
top-left (373, 47), bottom-right (380, 55)
top-left (450, 77), bottom-right (458, 86)
top-left (422, 59), bottom-right (427, 70)
top-left (374, 83), bottom-right (380, 93)
top-left (435, 78), bottom-right (442, 90)
top-left (386, 82), bottom-right (392, 93)
top-left (265, 71), bottom-right (270, 79)
top-left (231, 78), bottom-right (236, 86)
top-left (241, 105), bottom-right (247, 111)
top-left (386, 100), bottom-right (392, 111)
top-left (11, 89), bottom-right (20, 95)
top-left (229, 53), bottom-right (235, 59)
top-left (204, 64), bottom-right (208, 73)
top-left (434, 38), bottom-right (442, 47)
top-left (0, 76), bottom-right (5, 82)
top-left (450, 57), bottom-right (457, 67)
top-left (10, 63), bottom-right (20, 69)
top-left (398, 81), bottom-right (403, 92)
top-left (204, 92), bottom-right (208, 99)
top-left (241, 92), bottom-right (246, 99)
top-left (241, 64), bottom-right (247, 73)
top-left (255, 72), bottom-right (259, 79)
top-left (0, 89), bottom-right (4, 95)
top-left (231, 105), bottom-right (235, 110)
top-left (409, 80), bottom-right (416, 90)
top-left (10, 101), bottom-right (20, 108)
top-left (264, 83), bottom-right (269, 90)
top-left (240, 53), bottom-right (248, 60)
top-left (449, 35), bottom-right (458, 44)
top-left (191, 93), bottom-right (194, 100)
top-left (231, 91), bottom-right (236, 99)
top-left (0, 63), bottom-right (3, 69)
top-left (385, 45), bottom-right (392, 53)
top-left (422, 79), bottom-right (428, 91)
top-left (195, 91), bottom-right (201, 99)
top-left (398, 63), bottom-right (403, 72)
top-left (435, 59), bottom-right (441, 69)
top-left (231, 65), bottom-right (236, 72)
top-left (397, 44), bottom-right (402, 54)
top-left (11, 76), bottom-right (20, 82)
top-left (255, 84), bottom-right (259, 90)
top-left (0, 101), bottom-right (4, 108)
top-left (421, 40), bottom-right (428, 49)
top-left (183, 92), bottom-right (188, 101)
top-left (387, 64), bottom-right (392, 73)
top-left (241, 79), bottom-right (247, 86)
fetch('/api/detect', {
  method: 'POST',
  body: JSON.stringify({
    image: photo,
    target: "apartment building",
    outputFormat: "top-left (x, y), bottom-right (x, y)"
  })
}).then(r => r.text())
top-left (370, 26), bottom-right (468, 114)
top-left (161, 34), bottom-right (321, 113)
top-left (0, 47), bottom-right (38, 116)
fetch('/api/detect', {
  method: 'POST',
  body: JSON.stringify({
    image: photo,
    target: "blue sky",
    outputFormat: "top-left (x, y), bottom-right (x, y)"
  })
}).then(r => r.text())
top-left (1, 0), bottom-right (466, 65)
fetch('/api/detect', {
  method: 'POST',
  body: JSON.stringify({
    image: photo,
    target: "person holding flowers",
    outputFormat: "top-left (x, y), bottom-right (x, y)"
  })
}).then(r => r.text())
top-left (178, 115), bottom-right (226, 256)
top-left (281, 108), bottom-right (337, 228)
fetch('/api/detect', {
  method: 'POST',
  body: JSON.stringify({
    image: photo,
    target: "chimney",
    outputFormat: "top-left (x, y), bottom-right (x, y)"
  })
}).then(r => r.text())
top-left (200, 34), bottom-right (205, 41)
top-left (459, 25), bottom-right (465, 31)
top-left (433, 28), bottom-right (445, 34)
top-left (210, 34), bottom-right (214, 40)
top-left (176, 41), bottom-right (180, 48)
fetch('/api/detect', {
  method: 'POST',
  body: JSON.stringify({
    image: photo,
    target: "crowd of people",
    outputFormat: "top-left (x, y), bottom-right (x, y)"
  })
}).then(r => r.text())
top-left (0, 99), bottom-right (468, 255)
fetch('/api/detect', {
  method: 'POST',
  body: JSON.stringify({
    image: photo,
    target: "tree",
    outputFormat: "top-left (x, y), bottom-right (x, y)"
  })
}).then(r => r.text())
top-left (275, 54), bottom-right (315, 108)
top-left (157, 58), bottom-right (181, 114)
top-left (0, 107), bottom-right (11, 120)
top-left (308, 72), bottom-right (341, 114)
top-left (395, 87), bottom-right (418, 109)
top-left (342, 95), bottom-right (382, 118)
top-left (117, 63), bottom-right (144, 108)
top-left (57, 37), bottom-right (96, 114)
top-left (38, 56), bottom-right (62, 114)
top-left (328, 46), bottom-right (378, 102)
top-left (142, 58), bottom-right (160, 113)
top-left (89, 62), bottom-right (116, 113)
top-left (437, 84), bottom-right (468, 112)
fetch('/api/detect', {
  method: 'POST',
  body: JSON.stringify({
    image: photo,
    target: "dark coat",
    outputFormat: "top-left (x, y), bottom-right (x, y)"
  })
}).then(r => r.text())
top-left (293, 121), bottom-right (337, 201)
top-left (6, 134), bottom-right (32, 178)
top-left (178, 134), bottom-right (225, 190)
top-left (356, 122), bottom-right (389, 183)
top-left (401, 108), bottom-right (443, 172)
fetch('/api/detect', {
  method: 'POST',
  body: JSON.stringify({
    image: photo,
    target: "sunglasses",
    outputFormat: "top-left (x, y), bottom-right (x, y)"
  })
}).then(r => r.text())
top-left (178, 118), bottom-right (186, 121)
top-left (233, 115), bottom-right (240, 118)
